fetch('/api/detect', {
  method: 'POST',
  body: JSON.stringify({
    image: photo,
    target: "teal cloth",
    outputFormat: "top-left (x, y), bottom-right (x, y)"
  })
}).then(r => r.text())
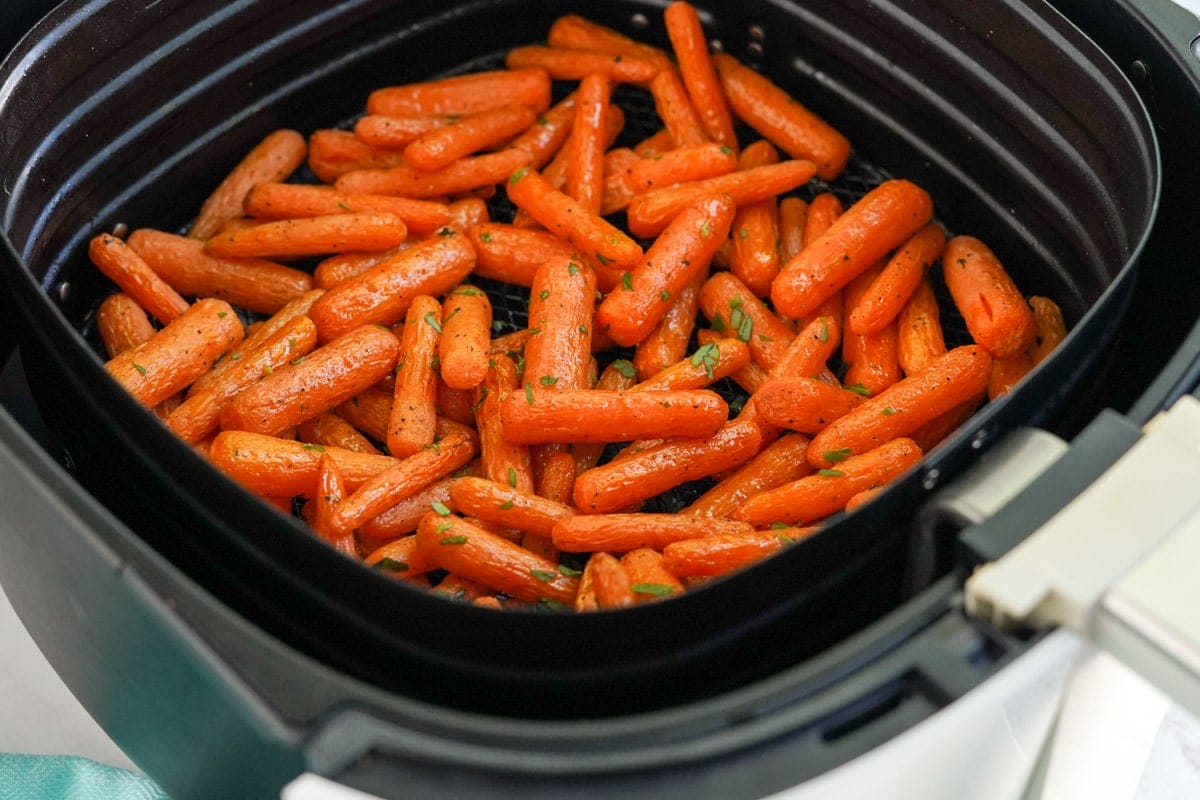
top-left (0, 754), bottom-right (170, 799)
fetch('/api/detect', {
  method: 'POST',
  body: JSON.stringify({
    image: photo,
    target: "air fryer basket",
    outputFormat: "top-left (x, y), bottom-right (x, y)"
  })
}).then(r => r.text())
top-left (0, 0), bottom-right (1156, 719)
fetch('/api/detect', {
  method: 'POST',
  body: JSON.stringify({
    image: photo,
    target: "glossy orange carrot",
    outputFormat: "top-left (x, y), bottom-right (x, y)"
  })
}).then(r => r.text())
top-left (649, 66), bottom-right (709, 148)
top-left (363, 534), bottom-right (441, 578)
top-left (621, 548), bottom-right (685, 603)
top-left (465, 222), bottom-right (575, 287)
top-left (633, 127), bottom-right (677, 158)
top-left (910, 394), bottom-right (985, 453)
top-left (167, 315), bottom-right (319, 443)
top-left (896, 277), bottom-right (946, 376)
top-left (436, 378), bottom-right (478, 427)
top-left (242, 183), bottom-right (452, 237)
top-left (335, 148), bottom-right (532, 198)
top-left (447, 197), bottom-right (490, 229)
top-left (127, 228), bottom-right (313, 315)
top-left (535, 448), bottom-right (577, 504)
top-left (506, 166), bottom-right (644, 272)
top-left (847, 222), bottom-right (945, 335)
top-left (189, 129), bottom-right (307, 240)
top-left (806, 344), bottom-right (993, 468)
top-left (96, 293), bottom-right (156, 358)
top-left (203, 212), bottom-right (408, 260)
top-left (437, 285), bottom-right (492, 391)
top-left (841, 264), bottom-right (902, 396)
top-left (403, 103), bottom-right (539, 172)
top-left (626, 142), bottom-right (738, 194)
top-left (505, 45), bottom-right (659, 84)
top-left (767, 313), bottom-right (841, 381)
top-left (942, 235), bottom-right (1037, 358)
top-left (566, 71), bottom-right (612, 216)
top-left (297, 412), bottom-right (381, 454)
top-left (727, 141), bottom-right (783, 298)
top-left (626, 159), bottom-right (816, 238)
top-left (448, 476), bottom-right (576, 537)
top-left (415, 511), bottom-right (578, 604)
top-left (632, 338), bottom-right (750, 391)
top-left (752, 377), bottom-right (864, 434)
top-left (576, 551), bottom-right (634, 610)
top-left (106, 298), bottom-right (243, 407)
top-left (330, 419), bottom-right (479, 534)
top-left (358, 468), bottom-right (472, 539)
top-left (552, 513), bottom-right (753, 554)
top-left (524, 256), bottom-right (598, 392)
top-left (220, 324), bottom-right (401, 437)
top-left (1029, 296), bottom-right (1066, 365)
top-left (507, 93), bottom-right (578, 169)
top-left (596, 194), bottom-right (735, 347)
top-left (367, 68), bottom-right (552, 117)
top-left (736, 436), bottom-right (923, 527)
top-left (803, 191), bottom-right (844, 245)
top-left (663, 529), bottom-right (811, 578)
top-left (570, 360), bottom-right (639, 473)
top-left (501, 388), bottom-right (729, 446)
top-left (474, 354), bottom-right (535, 495)
top-left (312, 245), bottom-right (413, 290)
top-left (772, 179), bottom-right (934, 319)
top-left (547, 14), bottom-right (668, 64)
top-left (683, 433), bottom-right (814, 518)
top-left (696, 328), bottom-right (770, 395)
top-left (310, 454), bottom-right (358, 556)
top-left (89, 233), bottom-right (191, 325)
top-left (337, 385), bottom-right (393, 443)
top-left (713, 53), bottom-right (850, 181)
top-left (307, 129), bottom-right (408, 183)
top-left (777, 196), bottom-right (808, 261)
top-left (307, 230), bottom-right (476, 343)
top-left (632, 270), bottom-right (706, 380)
top-left (208, 431), bottom-right (398, 498)
top-left (988, 346), bottom-right (1034, 400)
top-left (388, 295), bottom-right (442, 457)
top-left (522, 103), bottom-right (625, 199)
top-left (665, 1), bottom-right (738, 148)
top-left (352, 113), bottom-right (454, 148)
top-left (572, 418), bottom-right (761, 513)
top-left (698, 271), bottom-right (795, 370)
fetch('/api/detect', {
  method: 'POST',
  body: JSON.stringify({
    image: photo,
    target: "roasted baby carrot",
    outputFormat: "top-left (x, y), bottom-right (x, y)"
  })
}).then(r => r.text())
top-left (307, 230), bottom-right (476, 343)
top-left (569, 360), bottom-right (639, 473)
top-left (552, 513), bottom-right (753, 554)
top-left (988, 346), bottom-right (1034, 400)
top-left (841, 264), bottom-right (902, 396)
top-left (1029, 296), bottom-right (1067, 365)
top-left (307, 129), bottom-right (408, 183)
top-left (566, 71), bottom-right (613, 217)
top-left (664, 1), bottom-right (738, 148)
top-left (437, 285), bottom-right (492, 391)
top-left (683, 433), bottom-right (814, 518)
top-left (506, 165), bottom-right (644, 272)
top-left (473, 354), bottom-right (535, 494)
top-left (243, 183), bottom-right (452, 237)
top-left (712, 53), bottom-right (850, 181)
top-left (363, 533), bottom-right (440, 578)
top-left (337, 385), bottom-right (393, 443)
top-left (310, 453), bottom-right (358, 556)
top-left (367, 68), bottom-right (552, 118)
top-left (621, 548), bottom-right (685, 603)
top-left (208, 431), bottom-right (399, 498)
top-left (449, 476), bottom-right (576, 538)
top-left (626, 159), bottom-right (816, 238)
top-left (547, 14), bottom-right (668, 64)
top-left (699, 271), bottom-right (795, 370)
top-left (507, 92), bottom-right (578, 170)
top-left (942, 235), bottom-right (1038, 359)
top-left (127, 228), bottom-right (314, 315)
top-left (735, 436), bottom-right (923, 527)
top-left (335, 148), bottom-right (532, 198)
top-left (649, 66), bottom-right (710, 148)
top-left (501, 388), bottom-right (729, 446)
top-left (404, 103), bottom-right (539, 172)
top-left (106, 298), bottom-right (243, 407)
top-left (576, 551), bottom-right (634, 610)
top-left (524, 256), bottom-right (598, 391)
top-left (767, 313), bottom-right (841, 382)
top-left (595, 193), bottom-right (735, 347)
top-left (465, 222), bottom-right (574, 287)
top-left (297, 411), bottom-right (381, 454)
top-left (89, 233), bottom-right (191, 325)
top-left (387, 295), bottom-right (442, 458)
top-left (358, 469), bottom-right (470, 540)
top-left (697, 328), bottom-right (770, 395)
top-left (847, 222), bottom-right (945, 335)
top-left (663, 529), bottom-right (808, 578)
top-left (728, 141), bottom-right (782, 298)
top-left (632, 270), bottom-right (706, 380)
top-left (896, 277), bottom-right (946, 376)
top-left (203, 212), bottom-right (408, 260)
top-left (220, 324), bottom-right (401, 437)
top-left (752, 377), bottom-right (864, 434)
top-left (626, 142), bottom-right (738, 194)
top-left (572, 418), bottom-right (762, 513)
top-left (803, 192), bottom-right (844, 247)
top-left (96, 293), bottom-right (156, 358)
top-left (632, 337), bottom-right (750, 392)
top-left (505, 45), bottom-right (659, 84)
top-left (806, 344), bottom-right (993, 468)
top-left (189, 129), bottom-right (307, 240)
top-left (312, 245), bottom-right (412, 290)
top-left (352, 113), bottom-right (454, 148)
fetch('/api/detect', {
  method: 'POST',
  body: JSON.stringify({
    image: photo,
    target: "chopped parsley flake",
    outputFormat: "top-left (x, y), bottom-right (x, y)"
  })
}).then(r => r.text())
top-left (632, 583), bottom-right (675, 596)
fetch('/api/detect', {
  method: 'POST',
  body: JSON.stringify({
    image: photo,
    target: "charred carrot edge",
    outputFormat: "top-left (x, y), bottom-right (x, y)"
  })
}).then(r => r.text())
top-left (649, 66), bottom-right (709, 149)
top-left (96, 293), bottom-right (156, 358)
top-left (331, 419), bottom-right (479, 535)
top-left (474, 354), bottom-right (536, 494)
top-left (367, 67), bottom-right (552, 118)
top-left (626, 159), bottom-right (816, 238)
top-left (166, 315), bottom-right (319, 443)
top-left (777, 196), bottom-right (809, 262)
top-left (752, 377), bottom-right (864, 434)
top-left (1029, 296), bottom-right (1066, 366)
top-left (415, 511), bottom-right (578, 604)
top-left (203, 212), bottom-right (408, 260)
top-left (352, 113), bottom-right (454, 149)
top-left (683, 433), bottom-right (813, 518)
top-left (552, 512), bottom-right (753, 554)
top-left (632, 269), bottom-right (707, 380)
top-left (335, 148), bottom-right (533, 198)
top-left (728, 141), bottom-right (782, 298)
top-left (771, 179), bottom-right (934, 320)
top-left (942, 235), bottom-right (1038, 358)
top-left (626, 142), bottom-right (739, 194)
top-left (220, 324), bottom-right (401, 437)
top-left (572, 418), bottom-right (762, 514)
top-left (632, 337), bottom-right (749, 392)
top-left (89, 233), bottom-right (191, 325)
top-left (308, 230), bottom-right (476, 343)
top-left (127, 228), bottom-right (314, 316)
top-left (387, 296), bottom-right (442, 458)
top-left (508, 93), bottom-right (578, 170)
top-left (437, 285), bottom-right (492, 391)
top-left (596, 194), bottom-right (736, 347)
top-left (663, 528), bottom-right (814, 578)
top-left (665, 1), bottom-right (739, 148)
top-left (698, 271), bottom-right (795, 370)
top-left (621, 548), bottom-right (685, 603)
top-left (106, 298), bottom-right (243, 407)
top-left (243, 183), bottom-right (452, 237)
top-left (896, 277), bottom-right (946, 376)
top-left (712, 53), bottom-right (850, 181)
top-left (847, 222), bottom-right (946, 335)
top-left (501, 388), bottom-right (729, 446)
top-left (189, 129), bottom-right (307, 240)
top-left (404, 103), bottom-right (539, 172)
top-left (308, 129), bottom-right (408, 183)
top-left (297, 411), bottom-right (381, 454)
top-left (736, 436), bottom-right (923, 527)
top-left (506, 45), bottom-right (659, 84)
top-left (311, 454), bottom-right (358, 556)
top-left (566, 72), bottom-right (613, 216)
top-left (841, 264), bottom-right (902, 397)
top-left (547, 14), bottom-right (669, 64)
top-left (806, 344), bottom-right (993, 468)
top-left (523, 256), bottom-right (598, 391)
top-left (506, 166), bottom-right (644, 272)
top-left (208, 431), bottom-right (399, 498)
top-left (449, 476), bottom-right (576, 537)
